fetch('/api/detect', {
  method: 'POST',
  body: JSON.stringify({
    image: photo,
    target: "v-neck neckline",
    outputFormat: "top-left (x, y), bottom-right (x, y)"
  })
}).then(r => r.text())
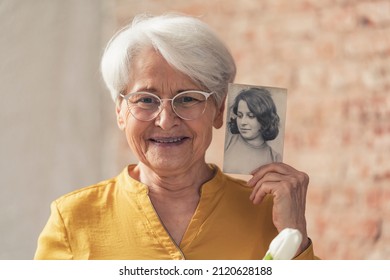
top-left (121, 164), bottom-right (225, 258)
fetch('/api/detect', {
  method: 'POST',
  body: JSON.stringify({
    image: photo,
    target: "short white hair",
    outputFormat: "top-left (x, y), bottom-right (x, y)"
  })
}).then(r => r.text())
top-left (100, 13), bottom-right (236, 107)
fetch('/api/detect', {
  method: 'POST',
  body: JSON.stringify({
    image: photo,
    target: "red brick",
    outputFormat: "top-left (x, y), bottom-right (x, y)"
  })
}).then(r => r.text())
top-left (344, 29), bottom-right (390, 57)
top-left (319, 5), bottom-right (357, 32)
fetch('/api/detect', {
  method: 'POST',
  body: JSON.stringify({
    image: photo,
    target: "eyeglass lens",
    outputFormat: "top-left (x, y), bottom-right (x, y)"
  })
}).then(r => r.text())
top-left (126, 91), bottom-right (210, 121)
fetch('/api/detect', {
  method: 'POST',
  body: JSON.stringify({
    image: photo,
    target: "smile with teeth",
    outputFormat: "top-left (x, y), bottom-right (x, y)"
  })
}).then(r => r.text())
top-left (151, 137), bottom-right (187, 144)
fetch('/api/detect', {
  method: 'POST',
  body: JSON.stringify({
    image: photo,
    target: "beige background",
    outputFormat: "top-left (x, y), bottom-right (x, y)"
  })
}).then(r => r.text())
top-left (1, 0), bottom-right (389, 259)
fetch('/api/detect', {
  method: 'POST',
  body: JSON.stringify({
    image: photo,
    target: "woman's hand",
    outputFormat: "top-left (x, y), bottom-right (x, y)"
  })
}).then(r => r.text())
top-left (247, 162), bottom-right (310, 255)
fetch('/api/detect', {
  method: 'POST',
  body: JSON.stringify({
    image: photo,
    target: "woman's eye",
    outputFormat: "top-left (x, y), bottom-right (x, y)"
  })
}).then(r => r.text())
top-left (175, 91), bottom-right (206, 106)
top-left (176, 96), bottom-right (199, 104)
top-left (133, 96), bottom-right (159, 105)
top-left (182, 96), bottom-right (196, 103)
top-left (128, 94), bottom-right (159, 105)
top-left (248, 114), bottom-right (256, 119)
top-left (138, 97), bottom-right (154, 104)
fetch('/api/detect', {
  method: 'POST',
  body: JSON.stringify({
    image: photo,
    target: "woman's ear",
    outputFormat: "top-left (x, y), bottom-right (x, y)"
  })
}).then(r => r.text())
top-left (116, 102), bottom-right (126, 130)
top-left (213, 97), bottom-right (226, 129)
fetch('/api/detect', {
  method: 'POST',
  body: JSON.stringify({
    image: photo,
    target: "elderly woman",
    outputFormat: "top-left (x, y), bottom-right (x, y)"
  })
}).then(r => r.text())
top-left (224, 87), bottom-right (282, 174)
top-left (34, 14), bottom-right (316, 260)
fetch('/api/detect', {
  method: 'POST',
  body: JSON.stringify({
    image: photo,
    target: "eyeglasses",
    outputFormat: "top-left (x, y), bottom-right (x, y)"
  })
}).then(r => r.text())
top-left (119, 90), bottom-right (214, 121)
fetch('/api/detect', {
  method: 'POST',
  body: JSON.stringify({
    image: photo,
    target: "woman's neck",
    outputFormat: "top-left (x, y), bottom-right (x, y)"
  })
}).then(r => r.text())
top-left (129, 162), bottom-right (215, 246)
top-left (131, 162), bottom-right (215, 200)
top-left (241, 135), bottom-right (265, 148)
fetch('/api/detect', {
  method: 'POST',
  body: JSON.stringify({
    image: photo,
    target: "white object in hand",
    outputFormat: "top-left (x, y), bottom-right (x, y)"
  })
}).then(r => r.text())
top-left (263, 228), bottom-right (303, 260)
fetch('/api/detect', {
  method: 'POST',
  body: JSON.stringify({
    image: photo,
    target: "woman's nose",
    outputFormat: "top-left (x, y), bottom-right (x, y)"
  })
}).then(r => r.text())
top-left (154, 101), bottom-right (180, 130)
top-left (240, 116), bottom-right (248, 125)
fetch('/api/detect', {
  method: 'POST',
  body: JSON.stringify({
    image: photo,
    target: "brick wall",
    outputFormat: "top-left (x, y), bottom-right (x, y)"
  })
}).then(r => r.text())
top-left (114, 0), bottom-right (390, 259)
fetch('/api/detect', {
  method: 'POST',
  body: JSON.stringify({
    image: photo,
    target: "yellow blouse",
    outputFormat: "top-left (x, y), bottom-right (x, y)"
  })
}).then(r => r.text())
top-left (34, 165), bottom-right (316, 260)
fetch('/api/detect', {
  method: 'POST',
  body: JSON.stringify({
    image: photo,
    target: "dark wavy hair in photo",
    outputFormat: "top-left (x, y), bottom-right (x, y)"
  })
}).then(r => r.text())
top-left (228, 87), bottom-right (280, 141)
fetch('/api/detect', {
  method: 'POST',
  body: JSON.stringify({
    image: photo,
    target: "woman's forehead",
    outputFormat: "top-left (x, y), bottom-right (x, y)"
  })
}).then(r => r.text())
top-left (128, 49), bottom-right (200, 94)
top-left (237, 100), bottom-right (250, 111)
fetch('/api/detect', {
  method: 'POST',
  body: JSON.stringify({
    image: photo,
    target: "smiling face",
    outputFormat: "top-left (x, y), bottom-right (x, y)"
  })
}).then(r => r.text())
top-left (236, 100), bottom-right (262, 141)
top-left (116, 48), bottom-right (224, 176)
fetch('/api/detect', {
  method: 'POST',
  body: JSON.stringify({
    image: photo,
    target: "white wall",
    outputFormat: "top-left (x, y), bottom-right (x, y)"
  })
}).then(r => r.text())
top-left (0, 0), bottom-right (132, 259)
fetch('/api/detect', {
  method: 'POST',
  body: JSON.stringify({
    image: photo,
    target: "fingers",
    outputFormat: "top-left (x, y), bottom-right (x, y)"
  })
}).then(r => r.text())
top-left (248, 162), bottom-right (310, 246)
top-left (249, 180), bottom-right (281, 204)
top-left (248, 163), bottom-right (309, 191)
top-left (248, 162), bottom-right (303, 187)
top-left (248, 172), bottom-right (289, 202)
top-left (247, 162), bottom-right (309, 210)
top-left (249, 172), bottom-right (302, 204)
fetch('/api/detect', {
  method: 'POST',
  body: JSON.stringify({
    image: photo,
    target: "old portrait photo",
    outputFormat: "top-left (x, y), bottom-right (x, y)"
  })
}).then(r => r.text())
top-left (223, 83), bottom-right (287, 175)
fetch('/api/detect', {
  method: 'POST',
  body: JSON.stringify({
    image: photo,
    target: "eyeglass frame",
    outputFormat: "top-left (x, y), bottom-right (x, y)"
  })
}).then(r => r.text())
top-left (119, 90), bottom-right (215, 121)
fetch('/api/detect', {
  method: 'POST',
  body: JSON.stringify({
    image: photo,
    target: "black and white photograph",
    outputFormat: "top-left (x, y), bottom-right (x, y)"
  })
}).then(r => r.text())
top-left (223, 83), bottom-right (287, 175)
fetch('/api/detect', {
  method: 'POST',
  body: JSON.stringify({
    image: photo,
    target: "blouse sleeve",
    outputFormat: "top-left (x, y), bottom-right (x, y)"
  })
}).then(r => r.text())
top-left (292, 238), bottom-right (320, 260)
top-left (34, 201), bottom-right (73, 260)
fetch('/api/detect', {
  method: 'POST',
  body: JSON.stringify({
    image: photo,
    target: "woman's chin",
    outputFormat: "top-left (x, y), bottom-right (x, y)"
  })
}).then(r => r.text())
top-left (144, 157), bottom-right (189, 174)
top-left (153, 165), bottom-right (187, 177)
